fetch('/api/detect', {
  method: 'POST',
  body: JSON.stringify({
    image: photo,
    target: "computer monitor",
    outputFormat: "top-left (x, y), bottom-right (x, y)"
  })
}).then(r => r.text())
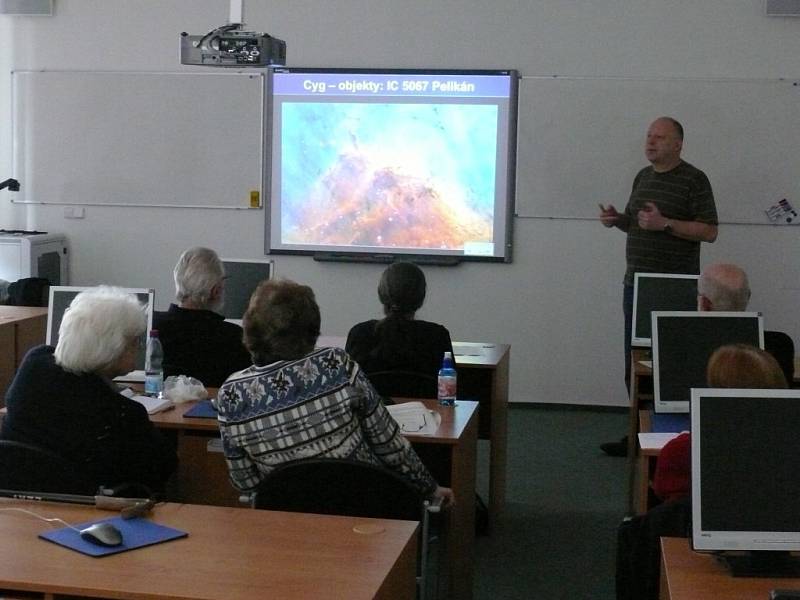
top-left (221, 259), bottom-right (274, 320)
top-left (46, 286), bottom-right (155, 370)
top-left (631, 273), bottom-right (699, 347)
top-left (691, 388), bottom-right (800, 576)
top-left (652, 311), bottom-right (764, 413)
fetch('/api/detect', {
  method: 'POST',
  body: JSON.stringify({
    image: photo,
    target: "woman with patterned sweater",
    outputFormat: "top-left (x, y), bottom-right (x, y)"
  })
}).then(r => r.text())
top-left (216, 278), bottom-right (454, 506)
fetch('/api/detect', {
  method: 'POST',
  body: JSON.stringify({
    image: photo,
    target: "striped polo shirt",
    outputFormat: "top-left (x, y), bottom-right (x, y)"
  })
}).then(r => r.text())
top-left (623, 161), bottom-right (717, 285)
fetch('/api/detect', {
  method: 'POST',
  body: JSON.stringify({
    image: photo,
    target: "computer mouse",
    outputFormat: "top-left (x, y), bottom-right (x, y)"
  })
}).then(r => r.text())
top-left (79, 522), bottom-right (124, 547)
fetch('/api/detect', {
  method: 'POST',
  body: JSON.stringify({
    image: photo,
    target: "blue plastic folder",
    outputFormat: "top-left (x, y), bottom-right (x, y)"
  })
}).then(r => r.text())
top-left (651, 413), bottom-right (690, 433)
top-left (39, 516), bottom-right (187, 557)
top-left (183, 399), bottom-right (217, 419)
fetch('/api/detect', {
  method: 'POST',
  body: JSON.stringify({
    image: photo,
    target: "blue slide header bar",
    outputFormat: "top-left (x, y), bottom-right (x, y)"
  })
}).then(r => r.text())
top-left (272, 72), bottom-right (512, 98)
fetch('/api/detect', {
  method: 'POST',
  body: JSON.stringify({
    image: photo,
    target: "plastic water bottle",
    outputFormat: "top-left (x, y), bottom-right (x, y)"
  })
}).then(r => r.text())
top-left (437, 351), bottom-right (457, 406)
top-left (144, 329), bottom-right (164, 397)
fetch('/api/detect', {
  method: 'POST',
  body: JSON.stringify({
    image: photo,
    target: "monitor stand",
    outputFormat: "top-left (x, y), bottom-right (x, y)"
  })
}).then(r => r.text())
top-left (722, 551), bottom-right (800, 578)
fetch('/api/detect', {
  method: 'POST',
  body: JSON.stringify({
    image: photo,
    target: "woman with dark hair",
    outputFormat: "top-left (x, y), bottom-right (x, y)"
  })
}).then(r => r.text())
top-left (216, 278), bottom-right (454, 506)
top-left (345, 262), bottom-right (455, 392)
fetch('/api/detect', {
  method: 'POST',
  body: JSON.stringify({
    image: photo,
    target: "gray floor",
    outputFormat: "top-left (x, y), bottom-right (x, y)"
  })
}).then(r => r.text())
top-left (473, 405), bottom-right (628, 599)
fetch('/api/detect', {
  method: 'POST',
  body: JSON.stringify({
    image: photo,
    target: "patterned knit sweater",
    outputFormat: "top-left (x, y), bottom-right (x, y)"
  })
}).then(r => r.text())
top-left (216, 346), bottom-right (437, 496)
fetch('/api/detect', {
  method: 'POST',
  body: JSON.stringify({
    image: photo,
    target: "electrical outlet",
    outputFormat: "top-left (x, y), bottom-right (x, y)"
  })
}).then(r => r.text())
top-left (64, 206), bottom-right (86, 219)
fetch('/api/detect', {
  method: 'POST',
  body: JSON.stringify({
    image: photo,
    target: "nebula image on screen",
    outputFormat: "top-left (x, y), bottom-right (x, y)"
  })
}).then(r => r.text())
top-left (279, 102), bottom-right (498, 250)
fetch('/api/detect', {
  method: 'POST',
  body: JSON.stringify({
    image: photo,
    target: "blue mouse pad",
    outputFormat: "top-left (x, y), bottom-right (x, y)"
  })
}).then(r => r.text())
top-left (39, 516), bottom-right (188, 557)
top-left (183, 399), bottom-right (217, 419)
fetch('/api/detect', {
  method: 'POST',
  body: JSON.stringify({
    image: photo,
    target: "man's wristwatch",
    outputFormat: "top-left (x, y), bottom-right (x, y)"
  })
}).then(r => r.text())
top-left (663, 220), bottom-right (673, 234)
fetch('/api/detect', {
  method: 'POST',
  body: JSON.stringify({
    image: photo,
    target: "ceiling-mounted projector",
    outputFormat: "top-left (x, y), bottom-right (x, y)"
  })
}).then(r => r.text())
top-left (181, 23), bottom-right (286, 67)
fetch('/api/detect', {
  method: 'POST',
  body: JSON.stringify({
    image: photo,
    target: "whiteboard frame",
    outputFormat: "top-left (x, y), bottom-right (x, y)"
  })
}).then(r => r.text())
top-left (10, 69), bottom-right (267, 210)
top-left (515, 75), bottom-right (800, 225)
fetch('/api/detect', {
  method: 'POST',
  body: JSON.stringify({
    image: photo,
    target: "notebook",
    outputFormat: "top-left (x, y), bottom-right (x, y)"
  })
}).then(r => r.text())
top-left (119, 388), bottom-right (173, 414)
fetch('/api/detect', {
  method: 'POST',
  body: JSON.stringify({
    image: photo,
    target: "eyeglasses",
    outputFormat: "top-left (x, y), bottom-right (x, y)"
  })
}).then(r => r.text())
top-left (399, 413), bottom-right (429, 433)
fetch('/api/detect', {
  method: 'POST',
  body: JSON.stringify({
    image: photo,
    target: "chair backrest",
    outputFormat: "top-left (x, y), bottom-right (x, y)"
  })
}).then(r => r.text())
top-left (252, 458), bottom-right (424, 521)
top-left (365, 369), bottom-right (438, 399)
top-left (764, 330), bottom-right (795, 386)
top-left (0, 439), bottom-right (96, 495)
top-left (6, 277), bottom-right (49, 307)
top-left (616, 496), bottom-right (691, 600)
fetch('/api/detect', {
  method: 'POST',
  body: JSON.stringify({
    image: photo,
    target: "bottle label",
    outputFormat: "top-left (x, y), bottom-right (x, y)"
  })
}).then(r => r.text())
top-left (438, 377), bottom-right (457, 405)
top-left (144, 373), bottom-right (163, 395)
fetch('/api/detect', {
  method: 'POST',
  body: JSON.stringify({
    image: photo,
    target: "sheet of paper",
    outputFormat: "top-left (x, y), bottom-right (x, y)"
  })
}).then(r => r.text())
top-left (113, 370), bottom-right (146, 383)
top-left (386, 402), bottom-right (442, 435)
top-left (638, 432), bottom-right (682, 452)
top-left (130, 394), bottom-right (173, 415)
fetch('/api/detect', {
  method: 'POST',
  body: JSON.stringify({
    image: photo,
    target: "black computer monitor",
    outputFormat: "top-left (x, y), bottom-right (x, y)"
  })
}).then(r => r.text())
top-left (631, 272), bottom-right (699, 347)
top-left (46, 286), bottom-right (155, 370)
top-left (691, 388), bottom-right (800, 576)
top-left (652, 311), bottom-right (763, 413)
top-left (221, 259), bottom-right (274, 321)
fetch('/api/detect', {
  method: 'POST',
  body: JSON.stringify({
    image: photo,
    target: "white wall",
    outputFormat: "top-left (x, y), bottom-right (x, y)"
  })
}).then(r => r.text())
top-left (2, 1), bottom-right (799, 405)
top-left (0, 16), bottom-right (18, 229)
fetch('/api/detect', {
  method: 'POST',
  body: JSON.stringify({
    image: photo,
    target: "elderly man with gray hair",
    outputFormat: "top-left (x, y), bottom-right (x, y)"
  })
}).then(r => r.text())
top-left (697, 262), bottom-right (794, 383)
top-left (153, 247), bottom-right (251, 387)
top-left (697, 262), bottom-right (751, 311)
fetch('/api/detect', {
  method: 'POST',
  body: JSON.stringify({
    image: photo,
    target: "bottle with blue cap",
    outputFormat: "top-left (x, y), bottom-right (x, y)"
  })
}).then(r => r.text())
top-left (437, 351), bottom-right (457, 406)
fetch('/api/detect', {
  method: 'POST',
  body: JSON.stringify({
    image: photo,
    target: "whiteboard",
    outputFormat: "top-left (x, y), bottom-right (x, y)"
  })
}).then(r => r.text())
top-left (516, 77), bottom-right (800, 223)
top-left (12, 71), bottom-right (265, 208)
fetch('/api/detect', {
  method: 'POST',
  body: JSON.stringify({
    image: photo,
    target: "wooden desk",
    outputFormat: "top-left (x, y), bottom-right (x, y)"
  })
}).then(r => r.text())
top-left (0, 499), bottom-right (417, 600)
top-left (627, 348), bottom-right (654, 512)
top-left (151, 398), bottom-right (479, 600)
top-left (318, 335), bottom-right (510, 530)
top-left (633, 410), bottom-right (683, 514)
top-left (660, 537), bottom-right (800, 599)
top-left (452, 341), bottom-right (509, 529)
top-left (0, 306), bottom-right (47, 405)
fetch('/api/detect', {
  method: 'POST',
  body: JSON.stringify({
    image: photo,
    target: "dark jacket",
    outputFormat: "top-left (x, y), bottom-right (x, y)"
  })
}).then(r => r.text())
top-left (153, 304), bottom-right (251, 388)
top-left (345, 318), bottom-right (454, 397)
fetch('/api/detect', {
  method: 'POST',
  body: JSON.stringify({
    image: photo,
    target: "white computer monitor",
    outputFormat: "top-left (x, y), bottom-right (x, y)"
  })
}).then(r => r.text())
top-left (221, 258), bottom-right (274, 321)
top-left (691, 388), bottom-right (800, 575)
top-left (631, 272), bottom-right (699, 347)
top-left (652, 311), bottom-right (764, 413)
top-left (46, 286), bottom-right (155, 370)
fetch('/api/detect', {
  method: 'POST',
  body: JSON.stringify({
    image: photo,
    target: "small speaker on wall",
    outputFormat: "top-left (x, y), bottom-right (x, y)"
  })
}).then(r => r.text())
top-left (0, 0), bottom-right (52, 16)
top-left (766, 0), bottom-right (800, 16)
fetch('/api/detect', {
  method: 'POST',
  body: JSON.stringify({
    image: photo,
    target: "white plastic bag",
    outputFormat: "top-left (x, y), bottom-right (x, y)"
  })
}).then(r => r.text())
top-left (163, 375), bottom-right (208, 404)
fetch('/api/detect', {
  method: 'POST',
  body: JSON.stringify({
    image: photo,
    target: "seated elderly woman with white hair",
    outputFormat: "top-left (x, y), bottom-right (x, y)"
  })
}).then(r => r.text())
top-left (0, 286), bottom-right (177, 492)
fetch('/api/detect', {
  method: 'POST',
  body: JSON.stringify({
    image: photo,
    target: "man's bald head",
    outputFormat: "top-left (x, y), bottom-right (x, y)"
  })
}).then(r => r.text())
top-left (645, 117), bottom-right (684, 171)
top-left (697, 263), bottom-right (751, 312)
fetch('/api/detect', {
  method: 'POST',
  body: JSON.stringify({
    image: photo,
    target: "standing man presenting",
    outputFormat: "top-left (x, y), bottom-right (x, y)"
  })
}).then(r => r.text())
top-left (599, 117), bottom-right (718, 456)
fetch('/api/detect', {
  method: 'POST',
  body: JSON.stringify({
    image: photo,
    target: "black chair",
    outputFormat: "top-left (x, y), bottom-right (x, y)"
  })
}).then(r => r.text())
top-left (252, 458), bottom-right (425, 519)
top-left (251, 458), bottom-right (440, 599)
top-left (0, 439), bottom-right (96, 495)
top-left (5, 277), bottom-right (50, 307)
top-left (365, 369), bottom-right (438, 399)
top-left (615, 496), bottom-right (691, 600)
top-left (765, 330), bottom-right (795, 387)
